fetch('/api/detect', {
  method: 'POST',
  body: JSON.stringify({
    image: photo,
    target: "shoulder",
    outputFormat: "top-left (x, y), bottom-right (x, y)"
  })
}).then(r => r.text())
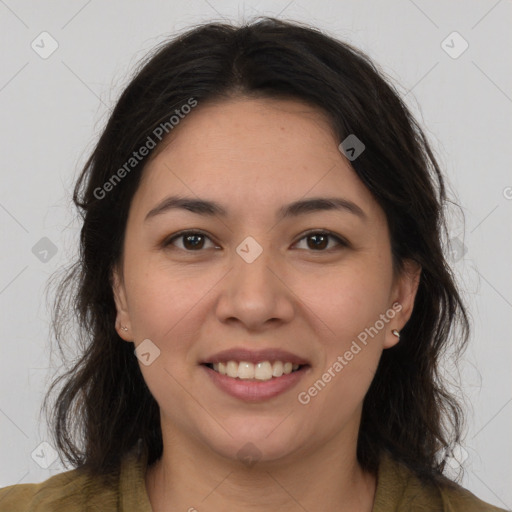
top-left (437, 482), bottom-right (509, 512)
top-left (374, 451), bottom-right (509, 512)
top-left (0, 466), bottom-right (119, 512)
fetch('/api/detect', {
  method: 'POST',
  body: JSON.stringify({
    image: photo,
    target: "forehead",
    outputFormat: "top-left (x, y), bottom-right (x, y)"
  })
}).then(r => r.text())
top-left (130, 97), bottom-right (383, 224)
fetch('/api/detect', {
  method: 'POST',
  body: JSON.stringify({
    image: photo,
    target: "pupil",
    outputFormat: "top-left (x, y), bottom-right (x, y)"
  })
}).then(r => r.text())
top-left (185, 234), bottom-right (203, 249)
top-left (309, 234), bottom-right (327, 250)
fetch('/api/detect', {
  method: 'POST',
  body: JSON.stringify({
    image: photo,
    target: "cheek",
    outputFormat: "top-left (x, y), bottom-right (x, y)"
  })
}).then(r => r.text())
top-left (121, 275), bottom-right (177, 358)
top-left (123, 264), bottom-right (211, 413)
top-left (296, 259), bottom-right (393, 339)
top-left (123, 252), bottom-right (210, 330)
top-left (295, 257), bottom-right (392, 404)
top-left (296, 268), bottom-right (389, 429)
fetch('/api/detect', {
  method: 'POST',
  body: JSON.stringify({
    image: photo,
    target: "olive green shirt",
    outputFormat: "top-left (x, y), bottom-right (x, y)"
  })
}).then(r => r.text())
top-left (0, 442), bottom-right (507, 511)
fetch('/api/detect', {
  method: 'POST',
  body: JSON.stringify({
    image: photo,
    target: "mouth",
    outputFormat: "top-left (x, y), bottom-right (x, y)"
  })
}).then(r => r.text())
top-left (200, 361), bottom-right (311, 402)
top-left (201, 361), bottom-right (309, 381)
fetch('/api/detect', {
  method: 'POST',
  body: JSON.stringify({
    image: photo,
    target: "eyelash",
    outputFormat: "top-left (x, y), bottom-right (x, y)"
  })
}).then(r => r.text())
top-left (162, 230), bottom-right (349, 253)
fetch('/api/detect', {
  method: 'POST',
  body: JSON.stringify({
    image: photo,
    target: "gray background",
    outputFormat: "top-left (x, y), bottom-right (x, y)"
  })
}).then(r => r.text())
top-left (0, 0), bottom-right (511, 509)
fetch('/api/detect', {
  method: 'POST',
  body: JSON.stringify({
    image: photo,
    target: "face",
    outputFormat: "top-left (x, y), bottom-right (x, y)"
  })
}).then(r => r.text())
top-left (112, 97), bottom-right (420, 465)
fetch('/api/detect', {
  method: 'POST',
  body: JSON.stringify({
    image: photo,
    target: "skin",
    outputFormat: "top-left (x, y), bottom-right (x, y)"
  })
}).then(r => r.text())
top-left (112, 97), bottom-right (421, 512)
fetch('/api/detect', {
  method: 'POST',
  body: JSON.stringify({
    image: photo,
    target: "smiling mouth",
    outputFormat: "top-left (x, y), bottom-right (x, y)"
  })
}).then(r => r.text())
top-left (202, 361), bottom-right (309, 381)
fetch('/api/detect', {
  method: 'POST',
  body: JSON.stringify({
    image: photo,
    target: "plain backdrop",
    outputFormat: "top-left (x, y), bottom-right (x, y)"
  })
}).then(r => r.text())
top-left (0, 0), bottom-right (511, 509)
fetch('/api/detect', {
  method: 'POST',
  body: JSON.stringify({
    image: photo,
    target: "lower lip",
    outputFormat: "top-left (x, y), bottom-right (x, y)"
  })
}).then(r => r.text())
top-left (201, 364), bottom-right (310, 402)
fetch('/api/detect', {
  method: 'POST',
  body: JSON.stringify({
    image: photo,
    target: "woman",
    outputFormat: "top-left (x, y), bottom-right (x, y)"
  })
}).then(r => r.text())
top-left (0, 17), bottom-right (506, 512)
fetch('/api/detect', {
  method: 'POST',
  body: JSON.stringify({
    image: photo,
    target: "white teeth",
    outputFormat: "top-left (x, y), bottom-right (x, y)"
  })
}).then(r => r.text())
top-left (238, 362), bottom-right (254, 379)
top-left (211, 361), bottom-right (301, 381)
top-left (254, 361), bottom-right (273, 380)
top-left (272, 361), bottom-right (284, 377)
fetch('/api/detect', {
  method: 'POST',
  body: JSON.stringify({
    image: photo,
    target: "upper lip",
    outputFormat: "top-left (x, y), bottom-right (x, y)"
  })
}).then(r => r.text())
top-left (201, 347), bottom-right (310, 366)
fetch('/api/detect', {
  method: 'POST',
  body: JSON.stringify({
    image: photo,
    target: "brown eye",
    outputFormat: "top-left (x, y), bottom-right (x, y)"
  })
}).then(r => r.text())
top-left (182, 233), bottom-right (205, 250)
top-left (164, 231), bottom-right (217, 251)
top-left (163, 230), bottom-right (347, 253)
top-left (294, 231), bottom-right (348, 251)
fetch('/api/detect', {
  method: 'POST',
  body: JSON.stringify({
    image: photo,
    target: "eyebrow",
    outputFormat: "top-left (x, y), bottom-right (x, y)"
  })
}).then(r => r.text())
top-left (144, 195), bottom-right (367, 222)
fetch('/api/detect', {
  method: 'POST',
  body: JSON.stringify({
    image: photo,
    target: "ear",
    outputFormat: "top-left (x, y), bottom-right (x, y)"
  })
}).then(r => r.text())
top-left (383, 259), bottom-right (422, 349)
top-left (111, 265), bottom-right (132, 342)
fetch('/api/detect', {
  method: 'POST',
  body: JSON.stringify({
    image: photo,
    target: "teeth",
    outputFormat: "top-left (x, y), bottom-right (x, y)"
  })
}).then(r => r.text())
top-left (211, 361), bottom-right (301, 381)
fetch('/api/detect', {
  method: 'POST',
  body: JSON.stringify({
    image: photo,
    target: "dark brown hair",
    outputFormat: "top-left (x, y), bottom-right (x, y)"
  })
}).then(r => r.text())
top-left (43, 17), bottom-right (469, 486)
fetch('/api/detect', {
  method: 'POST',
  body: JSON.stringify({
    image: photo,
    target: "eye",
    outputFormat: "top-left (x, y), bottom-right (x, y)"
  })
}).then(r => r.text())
top-left (293, 230), bottom-right (348, 251)
top-left (163, 230), bottom-right (218, 251)
top-left (162, 230), bottom-right (348, 252)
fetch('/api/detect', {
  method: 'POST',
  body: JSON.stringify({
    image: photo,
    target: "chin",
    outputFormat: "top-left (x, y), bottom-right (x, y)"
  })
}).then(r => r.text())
top-left (199, 422), bottom-right (305, 466)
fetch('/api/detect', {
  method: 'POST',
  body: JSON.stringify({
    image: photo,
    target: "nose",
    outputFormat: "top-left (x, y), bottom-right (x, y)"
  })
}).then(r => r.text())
top-left (214, 241), bottom-right (295, 331)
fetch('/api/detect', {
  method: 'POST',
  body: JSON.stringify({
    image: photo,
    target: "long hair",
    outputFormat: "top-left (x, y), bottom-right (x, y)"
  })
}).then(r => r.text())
top-left (43, 17), bottom-right (469, 483)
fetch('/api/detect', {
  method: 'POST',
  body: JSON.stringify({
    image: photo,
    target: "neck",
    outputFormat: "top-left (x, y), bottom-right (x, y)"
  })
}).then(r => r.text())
top-left (145, 427), bottom-right (377, 512)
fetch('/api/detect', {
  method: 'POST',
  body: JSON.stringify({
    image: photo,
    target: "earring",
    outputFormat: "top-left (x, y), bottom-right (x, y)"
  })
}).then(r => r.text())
top-left (121, 325), bottom-right (128, 332)
top-left (391, 329), bottom-right (400, 339)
